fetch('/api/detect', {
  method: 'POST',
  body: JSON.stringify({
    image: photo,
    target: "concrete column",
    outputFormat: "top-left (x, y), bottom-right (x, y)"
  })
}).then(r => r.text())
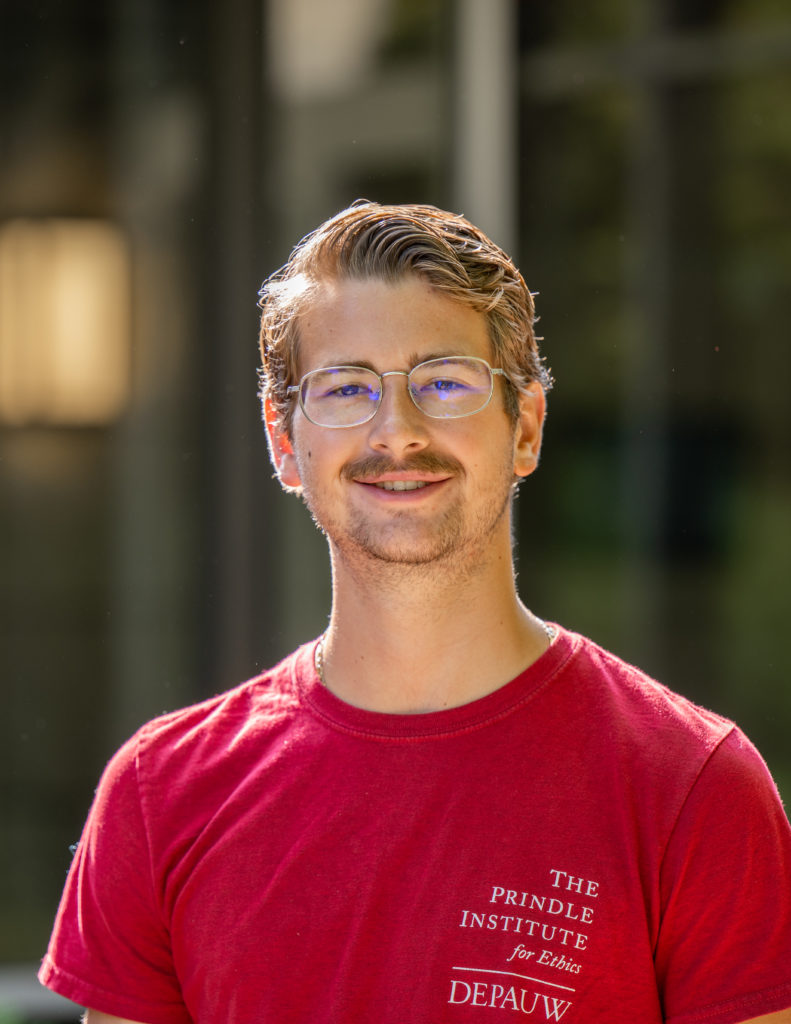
top-left (453, 0), bottom-right (518, 254)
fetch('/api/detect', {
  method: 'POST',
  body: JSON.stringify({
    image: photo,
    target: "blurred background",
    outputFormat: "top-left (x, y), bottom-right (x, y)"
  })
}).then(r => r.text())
top-left (1, 0), bottom-right (790, 1018)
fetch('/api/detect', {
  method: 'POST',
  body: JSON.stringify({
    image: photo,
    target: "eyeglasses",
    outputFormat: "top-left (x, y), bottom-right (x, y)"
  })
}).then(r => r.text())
top-left (287, 356), bottom-right (508, 428)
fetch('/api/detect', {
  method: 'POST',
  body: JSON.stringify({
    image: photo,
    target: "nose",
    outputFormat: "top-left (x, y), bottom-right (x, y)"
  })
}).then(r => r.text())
top-left (365, 371), bottom-right (429, 458)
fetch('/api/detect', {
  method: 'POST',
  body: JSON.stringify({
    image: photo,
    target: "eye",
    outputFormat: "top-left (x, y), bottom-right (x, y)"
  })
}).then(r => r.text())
top-left (307, 368), bottom-right (379, 402)
top-left (329, 382), bottom-right (369, 398)
top-left (416, 376), bottom-right (470, 395)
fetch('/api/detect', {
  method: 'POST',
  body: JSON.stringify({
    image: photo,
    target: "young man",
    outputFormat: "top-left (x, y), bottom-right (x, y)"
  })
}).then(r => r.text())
top-left (40, 202), bottom-right (791, 1023)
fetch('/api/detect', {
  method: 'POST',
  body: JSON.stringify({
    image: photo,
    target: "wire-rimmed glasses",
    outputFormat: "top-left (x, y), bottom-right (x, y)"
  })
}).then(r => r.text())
top-left (287, 356), bottom-right (507, 428)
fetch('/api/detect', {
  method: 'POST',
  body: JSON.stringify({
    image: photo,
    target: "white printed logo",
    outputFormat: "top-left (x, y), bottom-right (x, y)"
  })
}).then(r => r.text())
top-left (447, 868), bottom-right (601, 1018)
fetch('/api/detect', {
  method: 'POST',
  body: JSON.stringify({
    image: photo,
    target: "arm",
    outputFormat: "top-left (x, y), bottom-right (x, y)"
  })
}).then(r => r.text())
top-left (83, 1015), bottom-right (147, 1024)
top-left (739, 1014), bottom-right (791, 1024)
top-left (40, 732), bottom-right (188, 1022)
top-left (655, 728), bottom-right (791, 1023)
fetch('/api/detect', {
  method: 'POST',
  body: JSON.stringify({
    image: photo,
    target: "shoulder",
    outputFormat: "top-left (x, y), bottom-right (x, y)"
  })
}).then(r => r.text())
top-left (553, 629), bottom-right (748, 813)
top-left (555, 629), bottom-right (790, 874)
top-left (63, 644), bottom-right (320, 923)
top-left (98, 644), bottom-right (312, 804)
top-left (562, 628), bottom-right (737, 750)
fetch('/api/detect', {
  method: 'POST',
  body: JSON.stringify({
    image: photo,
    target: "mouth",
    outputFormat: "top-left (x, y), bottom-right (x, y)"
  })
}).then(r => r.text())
top-left (343, 454), bottom-right (461, 488)
top-left (352, 474), bottom-right (452, 500)
top-left (372, 480), bottom-right (428, 492)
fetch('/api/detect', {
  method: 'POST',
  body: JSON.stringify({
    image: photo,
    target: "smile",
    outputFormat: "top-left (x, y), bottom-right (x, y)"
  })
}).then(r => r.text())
top-left (373, 480), bottom-right (428, 491)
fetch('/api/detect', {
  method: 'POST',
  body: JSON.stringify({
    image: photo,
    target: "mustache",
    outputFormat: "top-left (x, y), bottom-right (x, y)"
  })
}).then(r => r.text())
top-left (341, 452), bottom-right (463, 481)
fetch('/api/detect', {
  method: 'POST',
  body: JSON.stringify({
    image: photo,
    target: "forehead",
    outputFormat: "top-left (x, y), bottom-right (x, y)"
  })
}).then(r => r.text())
top-left (296, 276), bottom-right (492, 374)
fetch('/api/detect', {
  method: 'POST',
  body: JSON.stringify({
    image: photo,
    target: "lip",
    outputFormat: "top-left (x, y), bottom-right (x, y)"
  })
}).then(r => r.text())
top-left (354, 472), bottom-right (452, 485)
top-left (352, 474), bottom-right (452, 500)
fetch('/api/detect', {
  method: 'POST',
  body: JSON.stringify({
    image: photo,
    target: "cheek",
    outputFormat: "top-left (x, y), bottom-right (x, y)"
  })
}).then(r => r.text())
top-left (453, 421), bottom-right (511, 466)
top-left (293, 434), bottom-right (346, 484)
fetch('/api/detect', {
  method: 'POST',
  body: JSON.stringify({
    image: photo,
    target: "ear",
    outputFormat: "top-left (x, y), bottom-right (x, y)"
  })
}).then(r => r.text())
top-left (264, 397), bottom-right (303, 492)
top-left (512, 381), bottom-right (546, 479)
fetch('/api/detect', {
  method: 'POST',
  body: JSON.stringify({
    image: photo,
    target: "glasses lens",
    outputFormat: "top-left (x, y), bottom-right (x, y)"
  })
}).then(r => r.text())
top-left (409, 358), bottom-right (494, 418)
top-left (301, 366), bottom-right (381, 426)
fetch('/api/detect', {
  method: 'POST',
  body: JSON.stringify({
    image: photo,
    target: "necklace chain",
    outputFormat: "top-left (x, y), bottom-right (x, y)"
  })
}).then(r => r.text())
top-left (314, 637), bottom-right (326, 684)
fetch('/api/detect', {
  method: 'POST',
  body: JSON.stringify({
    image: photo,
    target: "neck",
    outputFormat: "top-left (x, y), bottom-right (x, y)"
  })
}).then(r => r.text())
top-left (317, 528), bottom-right (551, 714)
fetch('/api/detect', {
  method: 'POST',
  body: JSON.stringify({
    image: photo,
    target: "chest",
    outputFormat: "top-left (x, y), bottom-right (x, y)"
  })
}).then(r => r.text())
top-left (159, 737), bottom-right (669, 1022)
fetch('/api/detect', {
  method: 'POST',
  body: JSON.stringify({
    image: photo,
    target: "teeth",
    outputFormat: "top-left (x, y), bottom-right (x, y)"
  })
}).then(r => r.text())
top-left (374, 480), bottom-right (428, 491)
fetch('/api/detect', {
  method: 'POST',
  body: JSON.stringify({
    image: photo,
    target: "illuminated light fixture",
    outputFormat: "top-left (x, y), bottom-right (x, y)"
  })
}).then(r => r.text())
top-left (0, 217), bottom-right (131, 426)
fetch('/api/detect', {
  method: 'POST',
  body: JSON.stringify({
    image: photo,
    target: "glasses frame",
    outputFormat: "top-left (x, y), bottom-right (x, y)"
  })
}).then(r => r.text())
top-left (287, 356), bottom-right (508, 429)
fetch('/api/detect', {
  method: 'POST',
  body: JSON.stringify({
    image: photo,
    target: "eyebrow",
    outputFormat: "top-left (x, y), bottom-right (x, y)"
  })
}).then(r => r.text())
top-left (312, 351), bottom-right (469, 373)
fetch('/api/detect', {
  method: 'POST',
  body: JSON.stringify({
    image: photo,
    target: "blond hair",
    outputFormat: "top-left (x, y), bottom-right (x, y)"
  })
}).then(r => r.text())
top-left (258, 200), bottom-right (552, 430)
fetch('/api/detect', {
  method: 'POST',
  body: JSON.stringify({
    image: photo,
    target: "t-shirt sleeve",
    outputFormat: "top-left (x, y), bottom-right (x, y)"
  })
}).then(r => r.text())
top-left (38, 733), bottom-right (192, 1024)
top-left (656, 726), bottom-right (791, 1024)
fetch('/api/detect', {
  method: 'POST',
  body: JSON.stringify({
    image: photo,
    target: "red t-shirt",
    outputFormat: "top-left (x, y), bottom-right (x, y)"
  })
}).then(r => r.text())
top-left (40, 628), bottom-right (791, 1023)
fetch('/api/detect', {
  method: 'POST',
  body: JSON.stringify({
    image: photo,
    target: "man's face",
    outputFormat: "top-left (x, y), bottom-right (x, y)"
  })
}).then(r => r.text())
top-left (267, 276), bottom-right (544, 569)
